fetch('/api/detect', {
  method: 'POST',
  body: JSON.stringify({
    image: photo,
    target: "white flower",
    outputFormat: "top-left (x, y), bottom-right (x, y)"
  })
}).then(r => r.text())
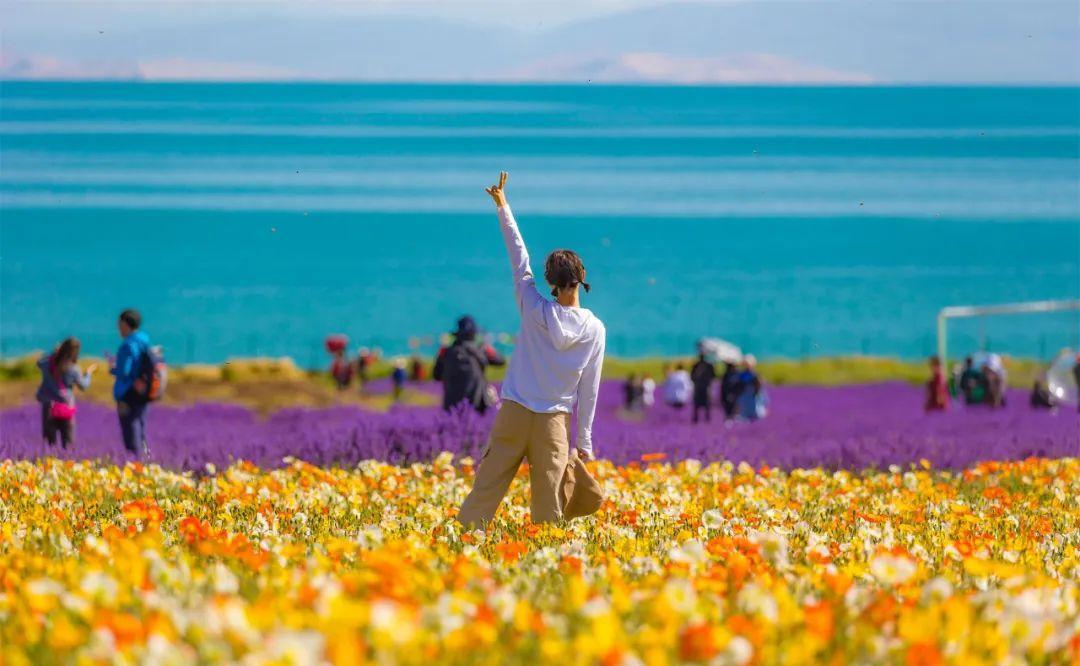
top-left (79, 571), bottom-right (118, 600)
top-left (725, 636), bottom-right (754, 666)
top-left (669, 539), bottom-right (708, 567)
top-left (701, 509), bottom-right (725, 530)
top-left (662, 579), bottom-right (698, 614)
top-left (581, 596), bottom-right (611, 618)
top-left (869, 553), bottom-right (916, 585)
top-left (737, 584), bottom-right (778, 622)
top-left (212, 562), bottom-right (239, 595)
top-left (922, 577), bottom-right (953, 602)
top-left (26, 577), bottom-right (65, 597)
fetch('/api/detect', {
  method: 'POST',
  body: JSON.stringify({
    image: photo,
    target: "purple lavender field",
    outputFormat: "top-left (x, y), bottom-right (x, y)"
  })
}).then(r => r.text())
top-left (1, 382), bottom-right (1075, 471)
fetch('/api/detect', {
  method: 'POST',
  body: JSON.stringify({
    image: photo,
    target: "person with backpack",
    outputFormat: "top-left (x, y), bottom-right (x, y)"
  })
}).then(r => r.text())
top-left (433, 315), bottom-right (506, 414)
top-left (109, 308), bottom-right (155, 457)
top-left (36, 337), bottom-right (96, 449)
top-left (457, 172), bottom-right (606, 527)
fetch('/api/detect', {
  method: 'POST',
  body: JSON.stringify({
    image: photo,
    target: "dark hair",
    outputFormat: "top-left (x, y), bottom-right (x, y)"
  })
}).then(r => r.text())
top-left (544, 249), bottom-right (590, 299)
top-left (119, 309), bottom-right (141, 330)
top-left (54, 337), bottom-right (81, 366)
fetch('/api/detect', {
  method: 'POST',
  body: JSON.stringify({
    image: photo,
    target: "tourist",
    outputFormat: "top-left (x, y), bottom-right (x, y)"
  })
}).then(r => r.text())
top-left (641, 373), bottom-right (656, 409)
top-left (959, 356), bottom-right (985, 405)
top-left (458, 172), bottom-right (606, 527)
top-left (410, 354), bottom-right (427, 382)
top-left (391, 359), bottom-right (407, 401)
top-left (356, 347), bottom-right (373, 388)
top-left (1030, 378), bottom-right (1054, 409)
top-left (691, 353), bottom-right (715, 423)
top-left (662, 363), bottom-right (692, 408)
top-left (623, 373), bottom-right (644, 412)
top-left (36, 337), bottom-right (96, 449)
top-left (924, 355), bottom-right (949, 411)
top-left (110, 309), bottom-right (152, 457)
top-left (719, 361), bottom-right (741, 420)
top-left (983, 364), bottom-right (1005, 408)
top-left (1074, 355), bottom-right (1080, 414)
top-left (330, 351), bottom-right (353, 390)
top-left (735, 355), bottom-right (766, 421)
top-left (325, 335), bottom-right (352, 390)
top-left (432, 315), bottom-right (506, 414)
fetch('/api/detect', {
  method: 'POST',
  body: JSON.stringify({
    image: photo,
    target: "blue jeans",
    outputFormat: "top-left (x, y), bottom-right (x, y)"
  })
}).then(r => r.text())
top-left (118, 397), bottom-right (149, 456)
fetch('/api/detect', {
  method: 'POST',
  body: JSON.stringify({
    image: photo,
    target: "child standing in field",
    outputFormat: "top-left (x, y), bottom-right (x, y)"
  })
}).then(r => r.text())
top-left (458, 172), bottom-right (606, 527)
top-left (36, 337), bottom-right (96, 448)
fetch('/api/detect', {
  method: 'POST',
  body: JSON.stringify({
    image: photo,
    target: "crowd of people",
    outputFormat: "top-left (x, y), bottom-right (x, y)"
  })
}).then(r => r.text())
top-left (924, 352), bottom-right (1080, 413)
top-left (621, 352), bottom-right (767, 424)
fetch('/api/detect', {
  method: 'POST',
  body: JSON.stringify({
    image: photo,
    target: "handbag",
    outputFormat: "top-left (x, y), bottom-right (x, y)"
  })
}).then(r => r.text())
top-left (49, 401), bottom-right (77, 420)
top-left (560, 449), bottom-right (604, 520)
top-left (48, 359), bottom-right (77, 421)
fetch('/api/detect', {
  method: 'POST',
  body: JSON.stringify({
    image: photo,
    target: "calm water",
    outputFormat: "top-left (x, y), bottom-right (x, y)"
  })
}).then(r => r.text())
top-left (1, 82), bottom-right (1078, 364)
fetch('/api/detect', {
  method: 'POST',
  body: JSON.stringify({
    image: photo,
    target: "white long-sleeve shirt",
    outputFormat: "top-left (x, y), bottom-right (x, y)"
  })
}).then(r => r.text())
top-left (497, 204), bottom-right (606, 455)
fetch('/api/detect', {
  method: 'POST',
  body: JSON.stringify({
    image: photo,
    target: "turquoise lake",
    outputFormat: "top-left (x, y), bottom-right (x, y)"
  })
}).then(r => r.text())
top-left (1, 82), bottom-right (1078, 364)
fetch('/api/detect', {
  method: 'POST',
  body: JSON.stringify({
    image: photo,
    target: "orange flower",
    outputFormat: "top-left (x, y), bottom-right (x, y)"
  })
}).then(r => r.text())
top-left (561, 556), bottom-right (583, 574)
top-left (641, 453), bottom-right (667, 462)
top-left (495, 540), bottom-right (528, 564)
top-left (823, 571), bottom-right (853, 597)
top-left (97, 610), bottom-right (144, 648)
top-left (120, 499), bottom-right (164, 526)
top-left (905, 642), bottom-right (943, 666)
top-left (679, 623), bottom-right (720, 662)
top-left (953, 540), bottom-right (974, 558)
top-left (803, 601), bottom-right (835, 642)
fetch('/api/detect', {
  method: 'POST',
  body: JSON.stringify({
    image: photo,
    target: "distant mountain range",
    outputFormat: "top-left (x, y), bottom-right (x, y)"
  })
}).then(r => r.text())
top-left (2, 1), bottom-right (1077, 83)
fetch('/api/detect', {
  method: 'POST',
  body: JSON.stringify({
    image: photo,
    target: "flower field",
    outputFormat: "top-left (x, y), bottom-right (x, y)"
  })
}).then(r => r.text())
top-left (1, 455), bottom-right (1078, 665)
top-left (1, 383), bottom-right (1076, 471)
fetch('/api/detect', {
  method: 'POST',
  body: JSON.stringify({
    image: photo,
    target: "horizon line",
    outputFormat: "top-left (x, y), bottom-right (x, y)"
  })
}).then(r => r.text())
top-left (4, 78), bottom-right (1080, 88)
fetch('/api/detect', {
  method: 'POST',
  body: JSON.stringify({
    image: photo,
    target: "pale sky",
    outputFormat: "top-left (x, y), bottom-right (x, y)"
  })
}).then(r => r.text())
top-left (2, 0), bottom-right (1078, 83)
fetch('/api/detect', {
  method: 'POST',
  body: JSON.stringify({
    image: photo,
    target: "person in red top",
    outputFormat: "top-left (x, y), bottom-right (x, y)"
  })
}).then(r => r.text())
top-left (326, 335), bottom-right (353, 390)
top-left (925, 355), bottom-right (949, 411)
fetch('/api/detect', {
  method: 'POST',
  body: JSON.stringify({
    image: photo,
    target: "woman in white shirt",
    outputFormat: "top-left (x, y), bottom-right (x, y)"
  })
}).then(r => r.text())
top-left (457, 172), bottom-right (606, 527)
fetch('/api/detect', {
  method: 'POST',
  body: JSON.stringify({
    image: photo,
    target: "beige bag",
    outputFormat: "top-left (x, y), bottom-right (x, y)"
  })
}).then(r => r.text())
top-left (560, 449), bottom-right (604, 520)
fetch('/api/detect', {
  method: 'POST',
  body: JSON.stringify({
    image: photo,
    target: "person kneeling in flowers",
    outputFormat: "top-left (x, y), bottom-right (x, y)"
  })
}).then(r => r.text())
top-left (457, 172), bottom-right (606, 527)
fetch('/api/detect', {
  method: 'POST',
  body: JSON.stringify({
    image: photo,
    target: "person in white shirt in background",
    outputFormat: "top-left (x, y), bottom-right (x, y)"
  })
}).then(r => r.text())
top-left (662, 363), bottom-right (693, 408)
top-left (457, 172), bottom-right (606, 527)
top-left (641, 373), bottom-right (656, 408)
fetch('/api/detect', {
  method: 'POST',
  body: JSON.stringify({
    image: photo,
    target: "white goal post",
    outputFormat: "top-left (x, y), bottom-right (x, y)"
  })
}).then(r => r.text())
top-left (936, 299), bottom-right (1080, 365)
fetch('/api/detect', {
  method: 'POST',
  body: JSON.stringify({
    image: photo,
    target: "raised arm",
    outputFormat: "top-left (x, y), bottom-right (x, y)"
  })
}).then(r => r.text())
top-left (486, 172), bottom-right (546, 316)
top-left (574, 333), bottom-right (606, 459)
top-left (69, 366), bottom-right (93, 391)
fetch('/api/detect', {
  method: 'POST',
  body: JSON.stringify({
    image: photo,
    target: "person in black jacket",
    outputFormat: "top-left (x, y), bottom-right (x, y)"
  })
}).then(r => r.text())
top-left (719, 362), bottom-right (741, 420)
top-left (433, 315), bottom-right (506, 414)
top-left (691, 353), bottom-right (716, 424)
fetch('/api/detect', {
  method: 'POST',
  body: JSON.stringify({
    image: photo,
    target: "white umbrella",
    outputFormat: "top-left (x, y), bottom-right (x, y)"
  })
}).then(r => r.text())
top-left (697, 338), bottom-right (743, 364)
top-left (1047, 349), bottom-right (1079, 405)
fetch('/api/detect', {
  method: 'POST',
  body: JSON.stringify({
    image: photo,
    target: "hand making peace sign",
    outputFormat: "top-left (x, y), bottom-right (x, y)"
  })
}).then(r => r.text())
top-left (485, 171), bottom-right (508, 208)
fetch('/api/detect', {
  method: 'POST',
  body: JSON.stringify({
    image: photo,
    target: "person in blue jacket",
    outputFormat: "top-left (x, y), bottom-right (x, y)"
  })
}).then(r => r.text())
top-left (110, 309), bottom-right (151, 457)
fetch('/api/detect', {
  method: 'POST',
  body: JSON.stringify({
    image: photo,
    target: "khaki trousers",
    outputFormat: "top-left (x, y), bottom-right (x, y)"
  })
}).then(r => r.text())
top-left (457, 400), bottom-right (570, 527)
